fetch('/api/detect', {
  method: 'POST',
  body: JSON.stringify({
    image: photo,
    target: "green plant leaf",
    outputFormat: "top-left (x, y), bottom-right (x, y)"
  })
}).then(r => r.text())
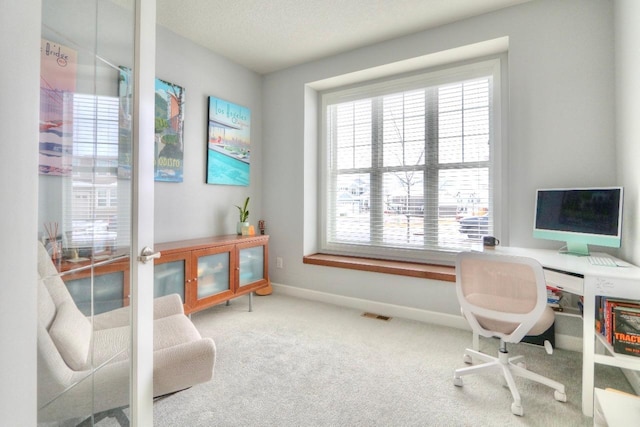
top-left (235, 197), bottom-right (250, 222)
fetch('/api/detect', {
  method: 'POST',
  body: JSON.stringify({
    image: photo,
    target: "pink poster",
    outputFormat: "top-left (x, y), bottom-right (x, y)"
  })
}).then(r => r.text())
top-left (39, 39), bottom-right (77, 175)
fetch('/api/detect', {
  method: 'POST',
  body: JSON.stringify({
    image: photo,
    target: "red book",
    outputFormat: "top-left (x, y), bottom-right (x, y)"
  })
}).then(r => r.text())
top-left (606, 299), bottom-right (640, 344)
top-left (613, 306), bottom-right (640, 357)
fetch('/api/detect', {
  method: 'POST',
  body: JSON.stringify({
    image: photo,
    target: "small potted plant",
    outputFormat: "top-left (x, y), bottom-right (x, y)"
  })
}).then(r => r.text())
top-left (235, 196), bottom-right (250, 235)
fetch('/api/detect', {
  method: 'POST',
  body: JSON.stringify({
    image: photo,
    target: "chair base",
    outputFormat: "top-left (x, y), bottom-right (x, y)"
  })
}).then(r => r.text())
top-left (453, 347), bottom-right (567, 416)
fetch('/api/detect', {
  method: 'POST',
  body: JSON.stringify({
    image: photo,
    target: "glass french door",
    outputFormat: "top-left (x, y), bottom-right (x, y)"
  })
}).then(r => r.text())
top-left (38, 0), bottom-right (155, 425)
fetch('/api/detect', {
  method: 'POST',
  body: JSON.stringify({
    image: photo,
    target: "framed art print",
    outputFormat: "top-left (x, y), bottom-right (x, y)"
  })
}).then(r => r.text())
top-left (153, 78), bottom-right (185, 182)
top-left (118, 69), bottom-right (185, 182)
top-left (206, 96), bottom-right (250, 186)
top-left (39, 38), bottom-right (77, 176)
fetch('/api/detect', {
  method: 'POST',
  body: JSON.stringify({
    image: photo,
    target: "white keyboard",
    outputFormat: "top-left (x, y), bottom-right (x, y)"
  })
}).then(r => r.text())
top-left (587, 256), bottom-right (617, 267)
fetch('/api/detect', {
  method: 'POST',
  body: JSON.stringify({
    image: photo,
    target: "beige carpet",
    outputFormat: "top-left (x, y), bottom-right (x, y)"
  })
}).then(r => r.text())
top-left (96, 291), bottom-right (633, 426)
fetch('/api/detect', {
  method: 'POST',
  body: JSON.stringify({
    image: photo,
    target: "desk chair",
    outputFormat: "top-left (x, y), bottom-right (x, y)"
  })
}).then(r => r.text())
top-left (452, 251), bottom-right (567, 416)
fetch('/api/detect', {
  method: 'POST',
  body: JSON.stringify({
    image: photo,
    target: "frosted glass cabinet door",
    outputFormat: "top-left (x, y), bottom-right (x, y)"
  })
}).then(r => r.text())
top-left (65, 271), bottom-right (125, 316)
top-left (239, 245), bottom-right (265, 286)
top-left (197, 252), bottom-right (230, 299)
top-left (154, 260), bottom-right (185, 302)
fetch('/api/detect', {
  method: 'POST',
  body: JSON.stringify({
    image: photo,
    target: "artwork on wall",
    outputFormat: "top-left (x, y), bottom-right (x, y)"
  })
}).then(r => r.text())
top-left (118, 69), bottom-right (185, 182)
top-left (154, 78), bottom-right (185, 182)
top-left (206, 96), bottom-right (250, 186)
top-left (39, 38), bottom-right (77, 176)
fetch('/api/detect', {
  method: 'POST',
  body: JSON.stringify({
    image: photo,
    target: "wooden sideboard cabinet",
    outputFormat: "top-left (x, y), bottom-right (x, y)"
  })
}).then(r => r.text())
top-left (59, 256), bottom-right (131, 316)
top-left (154, 234), bottom-right (270, 314)
top-left (58, 235), bottom-right (269, 316)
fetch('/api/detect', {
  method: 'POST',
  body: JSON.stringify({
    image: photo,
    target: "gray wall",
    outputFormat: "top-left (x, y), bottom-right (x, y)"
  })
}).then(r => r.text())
top-left (616, 0), bottom-right (640, 267)
top-left (262, 0), bottom-right (618, 315)
top-left (37, 21), bottom-right (264, 245)
top-left (153, 27), bottom-right (264, 243)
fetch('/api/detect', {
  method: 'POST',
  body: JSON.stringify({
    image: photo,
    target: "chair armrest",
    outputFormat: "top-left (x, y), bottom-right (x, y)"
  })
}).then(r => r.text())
top-left (153, 293), bottom-right (185, 318)
top-left (153, 337), bottom-right (216, 396)
top-left (92, 294), bottom-right (184, 330)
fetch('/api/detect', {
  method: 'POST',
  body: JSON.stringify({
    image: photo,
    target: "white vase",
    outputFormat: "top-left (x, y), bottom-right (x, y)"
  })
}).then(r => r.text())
top-left (237, 221), bottom-right (249, 235)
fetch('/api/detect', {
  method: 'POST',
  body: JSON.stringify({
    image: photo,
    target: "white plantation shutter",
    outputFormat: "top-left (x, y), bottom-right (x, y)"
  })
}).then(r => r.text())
top-left (321, 59), bottom-right (501, 263)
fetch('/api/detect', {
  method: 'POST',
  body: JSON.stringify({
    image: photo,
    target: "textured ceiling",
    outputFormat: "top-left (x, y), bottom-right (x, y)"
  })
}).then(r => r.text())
top-left (156, 0), bottom-right (531, 74)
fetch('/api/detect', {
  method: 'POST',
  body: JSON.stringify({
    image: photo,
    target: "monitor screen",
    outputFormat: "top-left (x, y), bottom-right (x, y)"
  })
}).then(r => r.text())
top-left (533, 187), bottom-right (623, 256)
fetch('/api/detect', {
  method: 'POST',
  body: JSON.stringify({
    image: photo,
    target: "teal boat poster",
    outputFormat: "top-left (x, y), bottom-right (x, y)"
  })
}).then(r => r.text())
top-left (206, 96), bottom-right (250, 186)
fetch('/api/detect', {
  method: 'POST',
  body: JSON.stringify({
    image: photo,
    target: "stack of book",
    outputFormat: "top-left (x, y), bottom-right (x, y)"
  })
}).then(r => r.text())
top-left (547, 286), bottom-right (563, 312)
top-left (595, 296), bottom-right (640, 357)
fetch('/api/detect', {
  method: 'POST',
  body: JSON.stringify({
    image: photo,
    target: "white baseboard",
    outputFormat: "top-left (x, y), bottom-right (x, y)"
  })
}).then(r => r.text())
top-left (272, 282), bottom-right (470, 330)
top-left (555, 334), bottom-right (583, 353)
top-left (272, 283), bottom-right (583, 353)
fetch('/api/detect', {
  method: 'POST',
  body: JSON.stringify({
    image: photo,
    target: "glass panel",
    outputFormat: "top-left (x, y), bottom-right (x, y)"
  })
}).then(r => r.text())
top-left (197, 253), bottom-right (230, 299)
top-left (383, 171), bottom-right (424, 246)
top-left (39, 0), bottom-right (135, 424)
top-left (239, 246), bottom-right (264, 286)
top-left (155, 260), bottom-right (186, 302)
top-left (332, 173), bottom-right (371, 243)
top-left (64, 271), bottom-right (125, 316)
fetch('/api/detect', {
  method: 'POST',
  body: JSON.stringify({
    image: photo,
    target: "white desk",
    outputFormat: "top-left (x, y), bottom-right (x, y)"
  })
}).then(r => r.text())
top-left (594, 388), bottom-right (640, 426)
top-left (486, 246), bottom-right (640, 417)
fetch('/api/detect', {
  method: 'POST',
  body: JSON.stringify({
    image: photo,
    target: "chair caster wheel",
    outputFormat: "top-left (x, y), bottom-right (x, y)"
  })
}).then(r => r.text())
top-left (453, 375), bottom-right (463, 387)
top-left (544, 340), bottom-right (554, 355)
top-left (511, 402), bottom-right (524, 416)
top-left (554, 390), bottom-right (567, 402)
top-left (463, 354), bottom-right (472, 364)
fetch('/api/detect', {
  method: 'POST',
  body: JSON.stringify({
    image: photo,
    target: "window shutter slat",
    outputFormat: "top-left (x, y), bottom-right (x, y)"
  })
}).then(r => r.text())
top-left (321, 59), bottom-right (500, 263)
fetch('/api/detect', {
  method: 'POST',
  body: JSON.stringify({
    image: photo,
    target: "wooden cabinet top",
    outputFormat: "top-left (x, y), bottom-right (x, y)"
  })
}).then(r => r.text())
top-left (155, 234), bottom-right (269, 255)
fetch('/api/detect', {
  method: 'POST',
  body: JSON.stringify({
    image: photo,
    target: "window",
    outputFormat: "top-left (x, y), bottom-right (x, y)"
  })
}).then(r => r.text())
top-left (320, 59), bottom-right (502, 264)
top-left (63, 93), bottom-right (121, 252)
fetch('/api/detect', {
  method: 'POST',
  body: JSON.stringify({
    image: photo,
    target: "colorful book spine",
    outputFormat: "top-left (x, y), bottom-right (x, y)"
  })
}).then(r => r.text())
top-left (613, 305), bottom-right (640, 357)
top-left (594, 298), bottom-right (640, 344)
top-left (605, 299), bottom-right (640, 344)
top-left (546, 286), bottom-right (563, 311)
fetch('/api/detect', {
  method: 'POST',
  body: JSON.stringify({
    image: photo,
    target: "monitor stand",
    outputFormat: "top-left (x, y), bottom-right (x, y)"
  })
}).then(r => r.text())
top-left (560, 241), bottom-right (590, 257)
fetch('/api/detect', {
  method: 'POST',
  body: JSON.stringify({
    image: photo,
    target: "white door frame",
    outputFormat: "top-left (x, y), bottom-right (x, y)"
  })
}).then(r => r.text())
top-left (131, 0), bottom-right (156, 424)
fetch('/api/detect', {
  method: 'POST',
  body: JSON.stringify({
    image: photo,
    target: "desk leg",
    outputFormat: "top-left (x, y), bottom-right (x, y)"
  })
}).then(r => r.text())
top-left (582, 292), bottom-right (596, 417)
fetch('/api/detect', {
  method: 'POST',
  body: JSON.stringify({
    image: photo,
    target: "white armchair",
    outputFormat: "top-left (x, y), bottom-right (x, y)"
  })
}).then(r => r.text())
top-left (37, 242), bottom-right (216, 423)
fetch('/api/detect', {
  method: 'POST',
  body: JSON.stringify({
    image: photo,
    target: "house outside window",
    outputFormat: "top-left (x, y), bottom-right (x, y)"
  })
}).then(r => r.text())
top-left (320, 58), bottom-right (503, 264)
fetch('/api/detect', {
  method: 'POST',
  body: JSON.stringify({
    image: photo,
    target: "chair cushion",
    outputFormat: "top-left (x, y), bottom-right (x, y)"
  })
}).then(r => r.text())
top-left (49, 300), bottom-right (92, 370)
top-left (89, 313), bottom-right (204, 368)
top-left (92, 325), bottom-right (130, 367)
top-left (37, 241), bottom-right (59, 279)
top-left (527, 305), bottom-right (555, 336)
top-left (154, 314), bottom-right (203, 350)
top-left (38, 279), bottom-right (57, 330)
top-left (467, 293), bottom-right (555, 338)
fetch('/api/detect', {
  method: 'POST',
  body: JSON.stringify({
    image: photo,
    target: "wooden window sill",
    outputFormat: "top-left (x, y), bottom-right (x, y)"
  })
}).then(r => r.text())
top-left (302, 254), bottom-right (456, 282)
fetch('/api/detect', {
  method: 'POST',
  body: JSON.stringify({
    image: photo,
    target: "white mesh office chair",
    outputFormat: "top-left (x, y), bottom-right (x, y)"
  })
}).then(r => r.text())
top-left (452, 251), bottom-right (567, 416)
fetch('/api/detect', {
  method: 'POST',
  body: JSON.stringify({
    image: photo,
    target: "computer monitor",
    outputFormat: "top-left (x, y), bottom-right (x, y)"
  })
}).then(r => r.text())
top-left (533, 187), bottom-right (623, 256)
